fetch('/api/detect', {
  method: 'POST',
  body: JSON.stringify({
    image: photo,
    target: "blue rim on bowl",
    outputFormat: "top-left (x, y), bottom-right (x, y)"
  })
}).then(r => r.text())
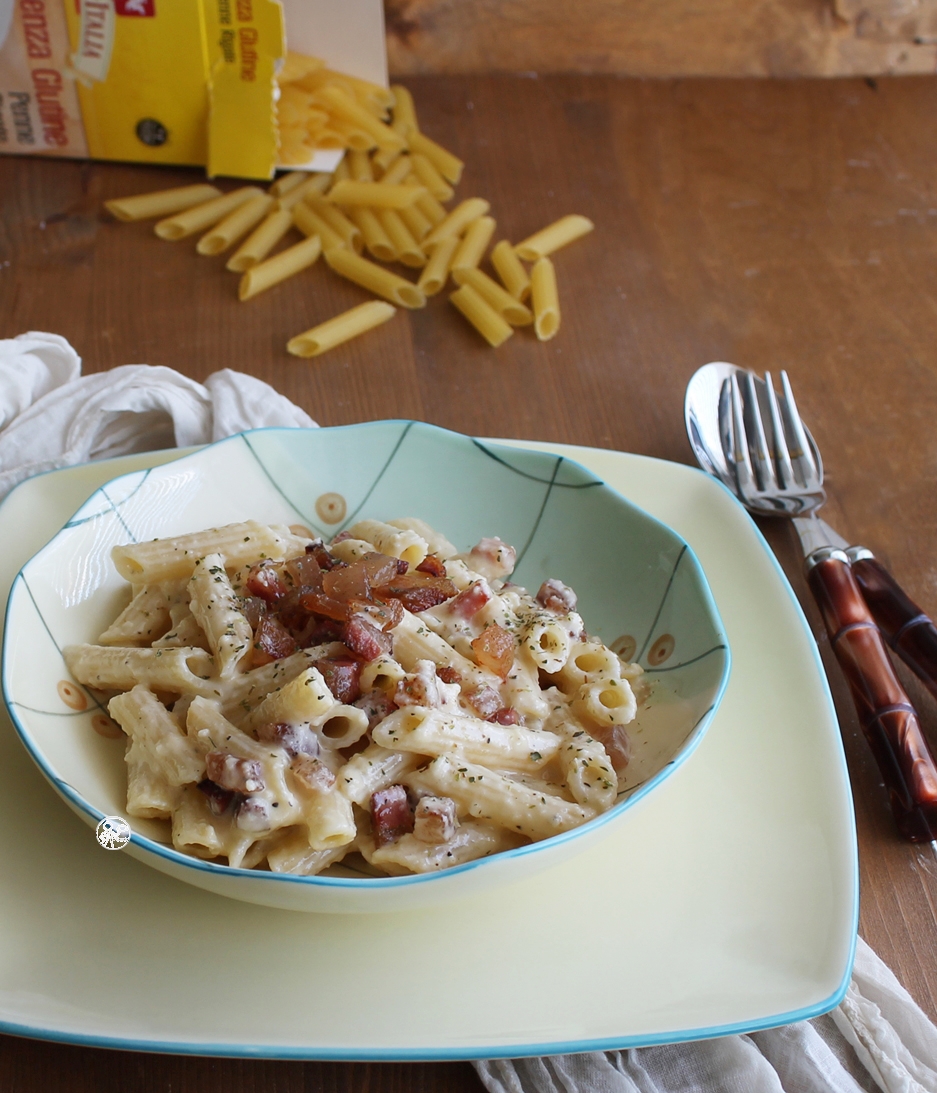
top-left (1, 421), bottom-right (730, 912)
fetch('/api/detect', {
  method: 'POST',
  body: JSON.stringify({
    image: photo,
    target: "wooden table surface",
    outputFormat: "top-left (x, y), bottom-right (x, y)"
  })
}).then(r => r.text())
top-left (2, 73), bottom-right (937, 1090)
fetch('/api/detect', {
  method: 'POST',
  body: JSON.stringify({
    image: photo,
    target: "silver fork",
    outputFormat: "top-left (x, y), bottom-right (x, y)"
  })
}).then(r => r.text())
top-left (686, 361), bottom-right (937, 843)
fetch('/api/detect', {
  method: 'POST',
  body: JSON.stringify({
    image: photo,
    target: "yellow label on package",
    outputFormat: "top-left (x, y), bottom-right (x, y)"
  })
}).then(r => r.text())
top-left (0, 0), bottom-right (385, 179)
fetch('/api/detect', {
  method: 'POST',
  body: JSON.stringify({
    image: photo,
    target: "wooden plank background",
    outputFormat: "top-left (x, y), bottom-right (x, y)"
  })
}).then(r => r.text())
top-left (385, 0), bottom-right (937, 77)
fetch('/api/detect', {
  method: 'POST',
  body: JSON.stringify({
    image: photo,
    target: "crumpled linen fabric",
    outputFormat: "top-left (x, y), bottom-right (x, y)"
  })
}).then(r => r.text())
top-left (0, 331), bottom-right (317, 500)
top-left (473, 916), bottom-right (937, 1093)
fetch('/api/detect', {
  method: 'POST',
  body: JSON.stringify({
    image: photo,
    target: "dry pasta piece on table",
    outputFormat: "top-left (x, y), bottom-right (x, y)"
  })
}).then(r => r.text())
top-left (452, 268), bottom-right (532, 326)
top-left (514, 214), bottom-right (594, 261)
top-left (491, 239), bottom-right (532, 302)
top-left (154, 187), bottom-right (263, 240)
top-left (197, 193), bottom-right (275, 256)
top-left (226, 208), bottom-right (294, 272)
top-left (287, 301), bottom-right (397, 358)
top-left (325, 248), bottom-right (426, 308)
top-left (423, 197), bottom-right (490, 248)
top-left (417, 236), bottom-right (460, 296)
top-left (531, 256), bottom-right (560, 341)
top-left (239, 235), bottom-right (322, 300)
top-left (450, 215), bottom-right (496, 276)
top-left (450, 283), bottom-right (513, 347)
top-left (105, 184), bottom-right (222, 222)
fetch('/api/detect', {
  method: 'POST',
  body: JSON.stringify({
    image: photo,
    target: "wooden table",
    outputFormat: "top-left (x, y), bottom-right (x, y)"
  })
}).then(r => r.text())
top-left (2, 74), bottom-right (937, 1090)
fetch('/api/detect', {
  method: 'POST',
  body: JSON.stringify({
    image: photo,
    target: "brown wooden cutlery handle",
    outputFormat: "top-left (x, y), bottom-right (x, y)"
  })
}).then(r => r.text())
top-left (848, 551), bottom-right (937, 706)
top-left (806, 550), bottom-right (937, 842)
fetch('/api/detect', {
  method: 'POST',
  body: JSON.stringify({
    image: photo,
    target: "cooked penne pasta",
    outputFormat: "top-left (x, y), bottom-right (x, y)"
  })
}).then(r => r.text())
top-left (187, 553), bottom-right (252, 678)
top-left (196, 194), bottom-right (275, 256)
top-left (491, 239), bottom-right (532, 302)
top-left (239, 234), bottom-right (322, 301)
top-left (154, 187), bottom-right (264, 240)
top-left (347, 518), bottom-right (428, 565)
top-left (450, 268), bottom-right (532, 325)
top-left (64, 644), bottom-right (216, 696)
top-left (449, 215), bottom-right (496, 276)
top-left (514, 214), bottom-right (595, 261)
top-left (287, 300), bottom-right (397, 358)
top-left (105, 184), bottom-right (222, 222)
top-left (325, 248), bottom-right (426, 308)
top-left (226, 208), bottom-right (295, 272)
top-left (450, 283), bottom-right (513, 347)
top-left (531, 256), bottom-right (561, 340)
top-left (423, 198), bottom-right (490, 247)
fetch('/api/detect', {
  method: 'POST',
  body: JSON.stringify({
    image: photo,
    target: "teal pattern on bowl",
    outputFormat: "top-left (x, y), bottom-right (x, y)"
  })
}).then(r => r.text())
top-left (2, 422), bottom-right (730, 913)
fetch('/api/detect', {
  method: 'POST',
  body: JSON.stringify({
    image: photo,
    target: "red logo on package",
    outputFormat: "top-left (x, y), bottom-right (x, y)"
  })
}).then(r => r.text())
top-left (116, 0), bottom-right (156, 14)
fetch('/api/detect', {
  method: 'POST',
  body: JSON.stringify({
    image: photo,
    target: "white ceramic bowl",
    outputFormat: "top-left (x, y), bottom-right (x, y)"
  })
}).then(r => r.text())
top-left (2, 422), bottom-right (730, 912)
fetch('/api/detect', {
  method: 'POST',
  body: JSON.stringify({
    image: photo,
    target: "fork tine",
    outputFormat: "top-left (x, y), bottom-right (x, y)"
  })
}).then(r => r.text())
top-left (780, 370), bottom-right (821, 488)
top-left (743, 371), bottom-right (777, 492)
top-left (728, 373), bottom-right (756, 493)
top-left (763, 371), bottom-right (795, 489)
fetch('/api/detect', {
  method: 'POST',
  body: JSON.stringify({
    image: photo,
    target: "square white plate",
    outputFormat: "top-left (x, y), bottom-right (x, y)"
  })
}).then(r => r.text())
top-left (0, 440), bottom-right (857, 1059)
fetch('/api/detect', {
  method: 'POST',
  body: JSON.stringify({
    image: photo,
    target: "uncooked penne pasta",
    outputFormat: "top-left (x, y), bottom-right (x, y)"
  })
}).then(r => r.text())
top-left (292, 202), bottom-right (345, 253)
top-left (329, 118), bottom-right (377, 152)
top-left (450, 215), bottom-right (496, 275)
top-left (378, 155), bottom-right (413, 187)
top-left (398, 201), bottom-right (433, 242)
top-left (514, 214), bottom-right (594, 261)
top-left (154, 187), bottom-right (263, 240)
top-left (450, 283), bottom-right (513, 347)
top-left (415, 190), bottom-right (448, 227)
top-left (348, 207), bottom-right (396, 263)
top-left (390, 84), bottom-right (418, 135)
top-left (491, 239), bottom-right (531, 302)
top-left (239, 234), bottom-right (322, 300)
top-left (197, 193), bottom-right (275, 256)
top-left (325, 248), bottom-right (426, 309)
top-left (416, 236), bottom-right (459, 296)
top-left (305, 196), bottom-right (362, 253)
top-left (287, 300), bottom-right (396, 358)
top-left (226, 208), bottom-right (294, 272)
top-left (312, 86), bottom-right (405, 151)
top-left (348, 150), bottom-right (374, 182)
top-left (377, 209), bottom-right (425, 267)
top-left (327, 180), bottom-right (425, 209)
top-left (277, 173), bottom-right (331, 211)
top-left (451, 268), bottom-right (532, 325)
top-left (268, 171), bottom-right (306, 198)
top-left (407, 129), bottom-right (464, 185)
top-left (278, 50), bottom-right (325, 84)
top-left (423, 197), bottom-right (490, 247)
top-left (105, 184), bottom-right (222, 222)
top-left (531, 256), bottom-right (560, 340)
top-left (409, 153), bottom-right (453, 202)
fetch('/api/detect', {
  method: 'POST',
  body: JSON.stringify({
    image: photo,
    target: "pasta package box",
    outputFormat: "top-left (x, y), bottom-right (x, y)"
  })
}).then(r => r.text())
top-left (0, 0), bottom-right (387, 179)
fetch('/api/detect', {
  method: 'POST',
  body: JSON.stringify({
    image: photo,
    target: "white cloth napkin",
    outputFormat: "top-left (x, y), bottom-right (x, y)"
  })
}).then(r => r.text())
top-left (0, 331), bottom-right (316, 501)
top-left (3, 334), bottom-right (936, 1091)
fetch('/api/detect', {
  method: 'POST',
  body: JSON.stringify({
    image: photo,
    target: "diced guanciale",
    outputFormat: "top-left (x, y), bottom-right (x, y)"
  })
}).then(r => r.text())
top-left (449, 580), bottom-right (491, 619)
top-left (488, 707), bottom-right (519, 725)
top-left (416, 554), bottom-right (447, 577)
top-left (413, 795), bottom-right (459, 844)
top-left (206, 751), bottom-right (265, 793)
top-left (594, 724), bottom-right (631, 772)
top-left (197, 778), bottom-right (236, 816)
top-left (343, 615), bottom-right (393, 661)
top-left (370, 784), bottom-right (414, 846)
top-left (436, 665), bottom-right (462, 685)
top-left (255, 721), bottom-right (320, 758)
top-left (252, 615), bottom-right (298, 666)
top-left (315, 656), bottom-right (362, 703)
top-left (536, 578), bottom-right (577, 614)
top-left (373, 572), bottom-right (457, 613)
top-left (471, 623), bottom-right (514, 678)
top-left (246, 560), bottom-right (287, 602)
top-left (353, 688), bottom-right (396, 729)
top-left (465, 683), bottom-right (502, 719)
top-left (291, 755), bottom-right (336, 792)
